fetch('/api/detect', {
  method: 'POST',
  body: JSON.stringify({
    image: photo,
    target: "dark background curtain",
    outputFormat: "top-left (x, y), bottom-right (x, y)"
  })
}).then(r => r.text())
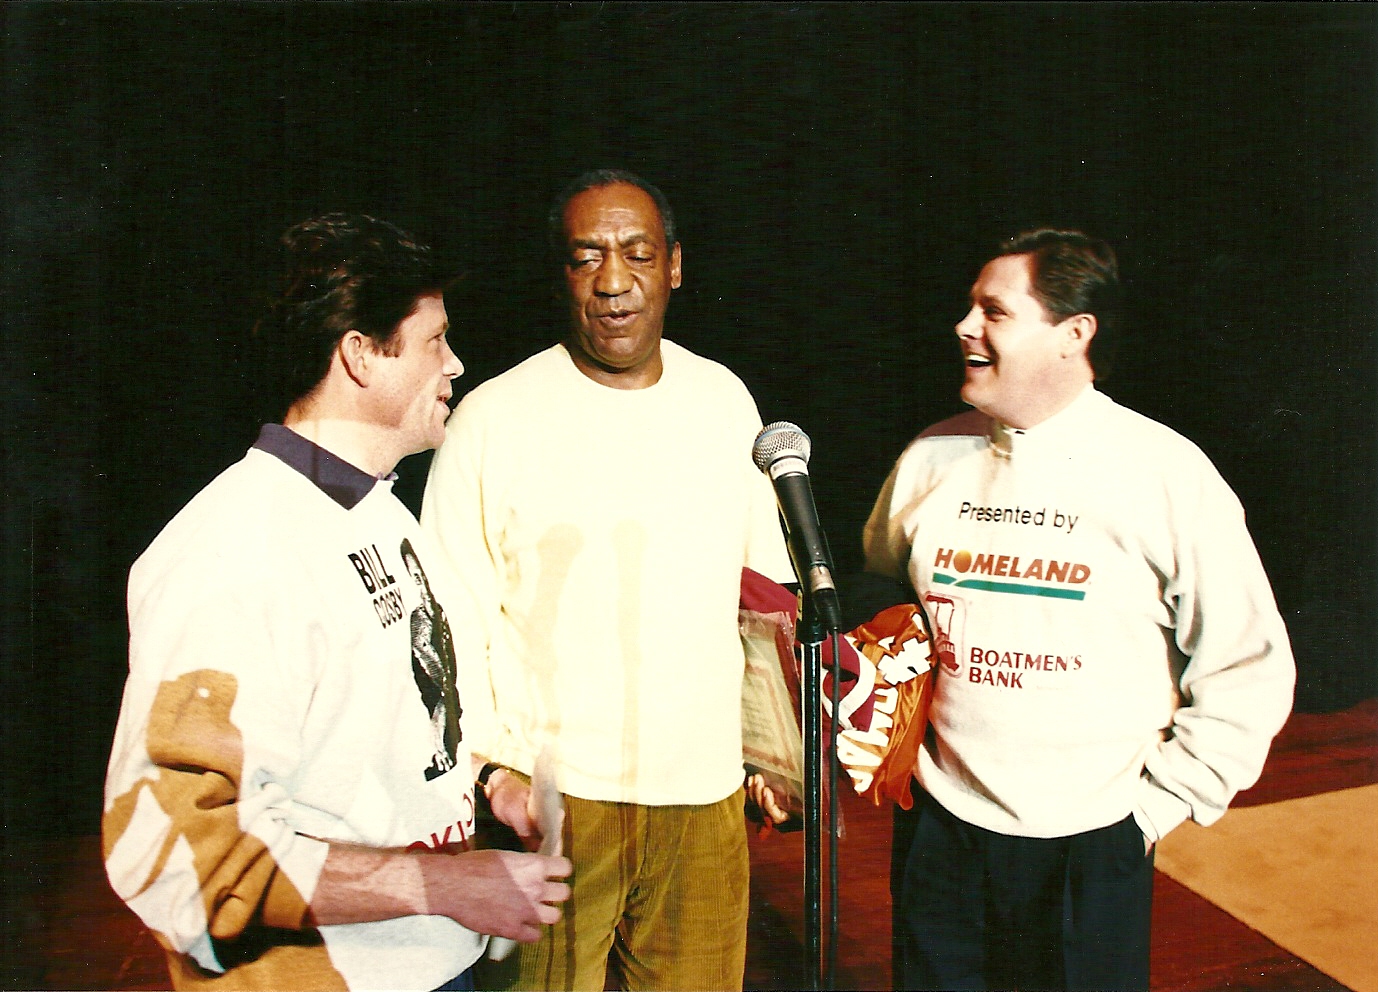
top-left (4, 2), bottom-right (1374, 850)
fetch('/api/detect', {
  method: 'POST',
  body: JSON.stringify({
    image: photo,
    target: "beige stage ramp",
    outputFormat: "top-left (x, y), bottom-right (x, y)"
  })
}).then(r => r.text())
top-left (1155, 784), bottom-right (1378, 992)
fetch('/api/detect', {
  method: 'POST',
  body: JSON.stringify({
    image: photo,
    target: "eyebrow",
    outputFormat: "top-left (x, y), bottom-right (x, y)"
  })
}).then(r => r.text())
top-left (569, 233), bottom-right (658, 250)
top-left (971, 290), bottom-right (1011, 309)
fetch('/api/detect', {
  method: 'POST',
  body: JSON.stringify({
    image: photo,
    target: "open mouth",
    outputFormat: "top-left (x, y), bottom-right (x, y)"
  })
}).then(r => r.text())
top-left (965, 354), bottom-right (993, 369)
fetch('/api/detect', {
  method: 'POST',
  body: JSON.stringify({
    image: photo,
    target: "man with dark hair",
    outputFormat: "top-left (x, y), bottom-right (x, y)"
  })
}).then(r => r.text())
top-left (103, 213), bottom-right (570, 992)
top-left (421, 172), bottom-right (793, 990)
top-left (864, 229), bottom-right (1295, 991)
top-left (997, 228), bottom-right (1123, 377)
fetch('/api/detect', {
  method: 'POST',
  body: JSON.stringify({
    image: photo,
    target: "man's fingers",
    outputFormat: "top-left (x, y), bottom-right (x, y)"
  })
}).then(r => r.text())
top-left (746, 775), bottom-right (790, 824)
top-left (488, 772), bottom-right (545, 844)
top-left (545, 880), bottom-right (571, 904)
top-left (545, 856), bottom-right (573, 881)
top-left (762, 790), bottom-right (788, 824)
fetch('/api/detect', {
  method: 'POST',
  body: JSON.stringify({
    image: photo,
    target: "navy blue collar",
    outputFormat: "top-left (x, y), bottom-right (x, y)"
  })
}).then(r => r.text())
top-left (253, 424), bottom-right (391, 510)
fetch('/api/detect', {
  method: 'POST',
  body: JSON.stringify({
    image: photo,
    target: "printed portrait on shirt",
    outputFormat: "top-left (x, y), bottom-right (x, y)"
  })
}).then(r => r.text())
top-left (401, 538), bottom-right (463, 780)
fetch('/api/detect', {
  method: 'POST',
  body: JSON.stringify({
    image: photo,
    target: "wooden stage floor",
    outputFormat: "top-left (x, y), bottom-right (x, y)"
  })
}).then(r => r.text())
top-left (11, 698), bottom-right (1376, 991)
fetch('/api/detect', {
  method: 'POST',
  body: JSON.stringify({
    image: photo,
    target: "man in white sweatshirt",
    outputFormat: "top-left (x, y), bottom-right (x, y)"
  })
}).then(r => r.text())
top-left (421, 171), bottom-right (794, 990)
top-left (103, 214), bottom-right (570, 991)
top-left (864, 229), bottom-right (1295, 991)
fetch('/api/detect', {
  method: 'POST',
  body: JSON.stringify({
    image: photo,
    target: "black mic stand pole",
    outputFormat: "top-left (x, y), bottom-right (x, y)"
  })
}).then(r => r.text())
top-left (797, 599), bottom-right (825, 992)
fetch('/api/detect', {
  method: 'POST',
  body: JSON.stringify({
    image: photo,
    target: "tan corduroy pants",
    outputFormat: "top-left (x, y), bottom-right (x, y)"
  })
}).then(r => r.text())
top-left (479, 787), bottom-right (750, 991)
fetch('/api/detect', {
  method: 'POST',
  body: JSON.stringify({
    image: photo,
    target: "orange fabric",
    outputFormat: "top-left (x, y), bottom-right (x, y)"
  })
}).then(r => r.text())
top-left (840, 604), bottom-right (936, 810)
top-left (737, 569), bottom-right (936, 812)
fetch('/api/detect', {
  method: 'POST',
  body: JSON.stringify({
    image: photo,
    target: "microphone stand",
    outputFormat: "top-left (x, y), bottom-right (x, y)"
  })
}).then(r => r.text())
top-left (797, 585), bottom-right (841, 991)
top-left (797, 604), bottom-right (825, 992)
top-left (827, 623), bottom-right (841, 992)
top-left (751, 421), bottom-right (841, 989)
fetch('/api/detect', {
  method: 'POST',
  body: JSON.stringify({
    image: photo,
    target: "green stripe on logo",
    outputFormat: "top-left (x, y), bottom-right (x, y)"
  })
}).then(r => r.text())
top-left (931, 573), bottom-right (1086, 601)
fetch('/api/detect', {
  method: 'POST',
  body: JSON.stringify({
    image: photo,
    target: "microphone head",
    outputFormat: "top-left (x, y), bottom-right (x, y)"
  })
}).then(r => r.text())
top-left (752, 421), bottom-right (811, 472)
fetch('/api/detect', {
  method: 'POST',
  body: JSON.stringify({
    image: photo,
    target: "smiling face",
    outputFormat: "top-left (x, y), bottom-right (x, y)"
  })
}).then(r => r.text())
top-left (954, 253), bottom-right (1095, 429)
top-left (370, 292), bottom-right (464, 457)
top-left (560, 182), bottom-right (682, 388)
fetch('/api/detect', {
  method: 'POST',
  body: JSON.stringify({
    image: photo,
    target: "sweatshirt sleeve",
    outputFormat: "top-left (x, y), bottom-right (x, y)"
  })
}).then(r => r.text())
top-left (739, 405), bottom-right (796, 586)
top-left (420, 393), bottom-right (503, 764)
top-left (863, 456), bottom-right (916, 583)
top-left (103, 567), bottom-right (328, 975)
top-left (1135, 460), bottom-right (1297, 842)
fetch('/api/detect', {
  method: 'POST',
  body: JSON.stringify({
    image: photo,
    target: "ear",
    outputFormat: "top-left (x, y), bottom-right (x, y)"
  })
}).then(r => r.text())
top-left (1061, 313), bottom-right (1097, 359)
top-left (669, 242), bottom-right (683, 290)
top-left (337, 330), bottom-right (375, 387)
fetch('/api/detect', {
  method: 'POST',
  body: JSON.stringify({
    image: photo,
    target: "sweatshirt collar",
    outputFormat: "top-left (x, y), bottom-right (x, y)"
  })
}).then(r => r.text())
top-left (253, 423), bottom-right (392, 509)
top-left (557, 338), bottom-right (680, 395)
top-left (988, 385), bottom-right (1104, 459)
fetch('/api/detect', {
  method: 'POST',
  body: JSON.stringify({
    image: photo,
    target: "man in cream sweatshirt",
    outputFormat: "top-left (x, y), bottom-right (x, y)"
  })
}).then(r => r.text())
top-left (422, 171), bottom-right (793, 991)
top-left (865, 229), bottom-right (1295, 992)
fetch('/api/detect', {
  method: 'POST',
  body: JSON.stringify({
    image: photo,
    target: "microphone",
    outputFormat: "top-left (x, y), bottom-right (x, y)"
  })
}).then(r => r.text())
top-left (752, 422), bottom-right (842, 632)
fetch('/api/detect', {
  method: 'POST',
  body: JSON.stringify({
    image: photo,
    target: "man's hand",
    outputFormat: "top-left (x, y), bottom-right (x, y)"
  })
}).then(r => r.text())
top-left (439, 849), bottom-right (572, 943)
top-left (486, 769), bottom-right (542, 851)
top-left (746, 773), bottom-right (791, 825)
top-left (309, 842), bottom-right (570, 943)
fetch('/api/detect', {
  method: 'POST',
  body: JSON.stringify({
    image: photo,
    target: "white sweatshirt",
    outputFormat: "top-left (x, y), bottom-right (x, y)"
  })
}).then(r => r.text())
top-left (864, 387), bottom-right (1295, 841)
top-left (421, 341), bottom-right (793, 806)
top-left (104, 426), bottom-right (481, 990)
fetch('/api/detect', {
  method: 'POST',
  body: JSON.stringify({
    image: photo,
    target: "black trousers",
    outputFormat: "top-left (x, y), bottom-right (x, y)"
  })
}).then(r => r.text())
top-left (894, 791), bottom-right (1155, 992)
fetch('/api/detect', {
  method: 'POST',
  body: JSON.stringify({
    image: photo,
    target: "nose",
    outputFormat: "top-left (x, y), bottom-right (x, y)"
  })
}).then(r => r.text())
top-left (593, 251), bottom-right (633, 298)
top-left (443, 338), bottom-right (464, 379)
top-left (955, 306), bottom-right (980, 339)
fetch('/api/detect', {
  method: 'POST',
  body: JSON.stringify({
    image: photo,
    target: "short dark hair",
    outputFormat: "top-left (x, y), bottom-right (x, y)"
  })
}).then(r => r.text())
top-left (546, 169), bottom-right (677, 259)
top-left (252, 213), bottom-right (449, 412)
top-left (999, 229), bottom-right (1121, 378)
